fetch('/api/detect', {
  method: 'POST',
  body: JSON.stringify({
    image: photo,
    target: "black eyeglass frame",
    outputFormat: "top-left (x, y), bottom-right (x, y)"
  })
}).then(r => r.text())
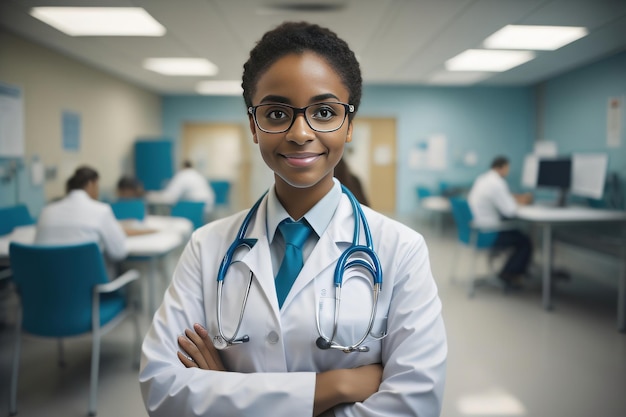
top-left (248, 102), bottom-right (355, 134)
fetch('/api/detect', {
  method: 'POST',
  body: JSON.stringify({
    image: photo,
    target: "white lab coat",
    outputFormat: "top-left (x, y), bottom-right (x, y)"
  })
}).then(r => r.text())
top-left (147, 168), bottom-right (215, 214)
top-left (140, 192), bottom-right (447, 417)
top-left (468, 169), bottom-right (518, 228)
top-left (35, 189), bottom-right (128, 261)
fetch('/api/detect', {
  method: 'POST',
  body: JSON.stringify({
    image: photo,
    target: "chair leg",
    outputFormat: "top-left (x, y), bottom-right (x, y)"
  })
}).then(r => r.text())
top-left (9, 305), bottom-right (22, 416)
top-left (468, 247), bottom-right (478, 298)
top-left (132, 307), bottom-right (142, 369)
top-left (89, 327), bottom-right (101, 416)
top-left (449, 243), bottom-right (462, 285)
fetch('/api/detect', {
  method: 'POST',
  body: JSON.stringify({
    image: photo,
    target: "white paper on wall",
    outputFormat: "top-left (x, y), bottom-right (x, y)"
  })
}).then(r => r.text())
top-left (0, 82), bottom-right (25, 157)
top-left (607, 96), bottom-right (622, 148)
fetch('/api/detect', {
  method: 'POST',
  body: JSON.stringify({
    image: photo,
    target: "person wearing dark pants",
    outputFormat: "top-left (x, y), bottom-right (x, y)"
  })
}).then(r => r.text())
top-left (468, 156), bottom-right (534, 287)
top-left (493, 229), bottom-right (532, 282)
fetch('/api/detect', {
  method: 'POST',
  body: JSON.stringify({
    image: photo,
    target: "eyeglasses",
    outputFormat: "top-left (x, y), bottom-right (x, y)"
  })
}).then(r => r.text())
top-left (248, 102), bottom-right (354, 134)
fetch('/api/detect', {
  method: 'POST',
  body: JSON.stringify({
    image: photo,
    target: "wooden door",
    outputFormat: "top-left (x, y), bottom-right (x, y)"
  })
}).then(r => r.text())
top-left (348, 118), bottom-right (397, 214)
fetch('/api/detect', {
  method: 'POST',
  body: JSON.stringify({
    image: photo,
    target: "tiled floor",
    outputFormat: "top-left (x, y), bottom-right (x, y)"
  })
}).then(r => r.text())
top-left (0, 216), bottom-right (624, 417)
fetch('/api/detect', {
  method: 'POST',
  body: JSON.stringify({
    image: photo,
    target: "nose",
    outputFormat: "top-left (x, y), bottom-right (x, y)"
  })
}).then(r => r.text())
top-left (285, 113), bottom-right (315, 145)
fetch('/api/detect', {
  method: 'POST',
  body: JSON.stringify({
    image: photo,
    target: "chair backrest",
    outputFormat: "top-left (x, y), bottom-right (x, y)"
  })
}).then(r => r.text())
top-left (9, 242), bottom-right (110, 337)
top-left (171, 200), bottom-right (205, 230)
top-left (449, 197), bottom-right (498, 248)
top-left (0, 204), bottom-right (35, 235)
top-left (209, 180), bottom-right (231, 207)
top-left (416, 186), bottom-right (432, 201)
top-left (110, 199), bottom-right (146, 221)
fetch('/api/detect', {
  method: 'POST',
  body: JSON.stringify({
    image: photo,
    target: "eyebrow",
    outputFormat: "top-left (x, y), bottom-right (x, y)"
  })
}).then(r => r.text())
top-left (258, 93), bottom-right (342, 105)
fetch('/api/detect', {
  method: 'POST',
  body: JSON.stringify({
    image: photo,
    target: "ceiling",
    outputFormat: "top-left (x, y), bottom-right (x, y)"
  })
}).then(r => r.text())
top-left (1, 0), bottom-right (626, 95)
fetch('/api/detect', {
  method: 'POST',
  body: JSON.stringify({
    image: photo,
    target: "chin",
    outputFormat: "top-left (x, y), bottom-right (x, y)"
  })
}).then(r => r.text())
top-left (277, 174), bottom-right (326, 190)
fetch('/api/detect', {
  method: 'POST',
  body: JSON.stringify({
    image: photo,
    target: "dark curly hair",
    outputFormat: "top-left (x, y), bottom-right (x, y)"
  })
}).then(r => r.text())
top-left (242, 21), bottom-right (362, 120)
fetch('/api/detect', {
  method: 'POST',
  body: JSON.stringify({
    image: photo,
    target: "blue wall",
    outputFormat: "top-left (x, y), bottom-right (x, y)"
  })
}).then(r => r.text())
top-left (162, 86), bottom-right (534, 214)
top-left (359, 85), bottom-right (534, 213)
top-left (542, 50), bottom-right (626, 174)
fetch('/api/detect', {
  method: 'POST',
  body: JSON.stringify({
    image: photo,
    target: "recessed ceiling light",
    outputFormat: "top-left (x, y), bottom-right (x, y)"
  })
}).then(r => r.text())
top-left (196, 81), bottom-right (243, 96)
top-left (30, 7), bottom-right (166, 37)
top-left (484, 25), bottom-right (588, 50)
top-left (427, 71), bottom-right (492, 85)
top-left (445, 49), bottom-right (535, 72)
top-left (144, 58), bottom-right (218, 76)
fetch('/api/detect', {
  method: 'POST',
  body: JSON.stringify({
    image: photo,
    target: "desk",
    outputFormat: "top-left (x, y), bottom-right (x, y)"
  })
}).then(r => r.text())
top-left (0, 215), bottom-right (192, 316)
top-left (516, 205), bottom-right (626, 322)
top-left (420, 196), bottom-right (451, 235)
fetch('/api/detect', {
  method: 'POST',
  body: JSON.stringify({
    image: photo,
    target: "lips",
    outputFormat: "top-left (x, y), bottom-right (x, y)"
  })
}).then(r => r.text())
top-left (282, 152), bottom-right (322, 167)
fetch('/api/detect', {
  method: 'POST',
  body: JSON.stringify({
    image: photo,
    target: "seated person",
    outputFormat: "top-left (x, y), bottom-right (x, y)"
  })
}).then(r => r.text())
top-left (36, 166), bottom-right (153, 276)
top-left (468, 156), bottom-right (533, 286)
top-left (145, 160), bottom-right (215, 215)
top-left (116, 175), bottom-right (145, 199)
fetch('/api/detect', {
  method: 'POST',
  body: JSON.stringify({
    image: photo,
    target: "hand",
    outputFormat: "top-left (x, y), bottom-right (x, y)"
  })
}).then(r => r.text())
top-left (177, 323), bottom-right (226, 371)
top-left (314, 363), bottom-right (383, 415)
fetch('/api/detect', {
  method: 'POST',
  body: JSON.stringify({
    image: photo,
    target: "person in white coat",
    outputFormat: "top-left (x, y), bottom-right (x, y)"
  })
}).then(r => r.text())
top-left (468, 156), bottom-right (533, 286)
top-left (146, 160), bottom-right (215, 215)
top-left (139, 21), bottom-right (447, 417)
top-left (35, 166), bottom-right (129, 273)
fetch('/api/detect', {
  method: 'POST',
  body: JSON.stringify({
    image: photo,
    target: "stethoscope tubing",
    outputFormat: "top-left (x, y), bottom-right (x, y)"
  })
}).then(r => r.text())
top-left (215, 186), bottom-right (384, 352)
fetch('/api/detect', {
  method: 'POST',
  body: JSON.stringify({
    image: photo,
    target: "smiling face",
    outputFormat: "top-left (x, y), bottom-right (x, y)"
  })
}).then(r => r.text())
top-left (249, 51), bottom-right (353, 209)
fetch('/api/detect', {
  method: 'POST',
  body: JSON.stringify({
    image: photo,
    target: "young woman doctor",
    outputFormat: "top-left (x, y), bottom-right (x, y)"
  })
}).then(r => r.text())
top-left (139, 22), bottom-right (447, 417)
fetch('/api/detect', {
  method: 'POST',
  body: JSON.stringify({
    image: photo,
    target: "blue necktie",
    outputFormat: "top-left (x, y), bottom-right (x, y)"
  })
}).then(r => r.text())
top-left (275, 219), bottom-right (312, 308)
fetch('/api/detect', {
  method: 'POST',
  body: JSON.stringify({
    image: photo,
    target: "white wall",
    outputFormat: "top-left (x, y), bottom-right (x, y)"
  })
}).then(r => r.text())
top-left (0, 30), bottom-right (162, 212)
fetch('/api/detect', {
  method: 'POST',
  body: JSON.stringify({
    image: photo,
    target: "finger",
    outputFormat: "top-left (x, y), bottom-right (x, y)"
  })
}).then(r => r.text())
top-left (178, 334), bottom-right (209, 369)
top-left (194, 323), bottom-right (226, 371)
top-left (184, 328), bottom-right (220, 370)
top-left (176, 350), bottom-right (197, 368)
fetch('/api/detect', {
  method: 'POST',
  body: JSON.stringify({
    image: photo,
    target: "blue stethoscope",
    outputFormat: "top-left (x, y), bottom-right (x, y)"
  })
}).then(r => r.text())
top-left (214, 185), bottom-right (385, 353)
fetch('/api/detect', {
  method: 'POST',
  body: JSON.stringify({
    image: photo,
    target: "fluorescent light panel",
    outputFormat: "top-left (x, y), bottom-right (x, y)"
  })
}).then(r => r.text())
top-left (196, 81), bottom-right (243, 96)
top-left (427, 71), bottom-right (492, 85)
top-left (144, 58), bottom-right (218, 76)
top-left (484, 25), bottom-right (588, 50)
top-left (30, 7), bottom-right (166, 36)
top-left (446, 49), bottom-right (535, 72)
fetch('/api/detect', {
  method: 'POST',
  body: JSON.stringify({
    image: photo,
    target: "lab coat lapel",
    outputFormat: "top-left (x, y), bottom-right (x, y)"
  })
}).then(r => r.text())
top-left (236, 197), bottom-right (280, 312)
top-left (282, 195), bottom-right (354, 309)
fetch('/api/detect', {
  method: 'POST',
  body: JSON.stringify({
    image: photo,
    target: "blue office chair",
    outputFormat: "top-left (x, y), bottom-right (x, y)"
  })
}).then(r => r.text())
top-left (209, 180), bottom-right (231, 208)
top-left (110, 199), bottom-right (146, 221)
top-left (8, 242), bottom-right (141, 416)
top-left (448, 197), bottom-right (506, 297)
top-left (171, 200), bottom-right (205, 230)
top-left (0, 204), bottom-right (35, 236)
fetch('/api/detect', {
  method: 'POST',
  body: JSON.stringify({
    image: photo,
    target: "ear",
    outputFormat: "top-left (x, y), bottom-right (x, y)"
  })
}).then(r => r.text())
top-left (345, 121), bottom-right (353, 144)
top-left (248, 115), bottom-right (258, 144)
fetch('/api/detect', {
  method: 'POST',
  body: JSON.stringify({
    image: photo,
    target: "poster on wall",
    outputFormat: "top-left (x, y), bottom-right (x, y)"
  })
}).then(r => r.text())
top-left (607, 96), bottom-right (622, 148)
top-left (0, 82), bottom-right (25, 157)
top-left (62, 110), bottom-right (81, 151)
top-left (409, 134), bottom-right (447, 170)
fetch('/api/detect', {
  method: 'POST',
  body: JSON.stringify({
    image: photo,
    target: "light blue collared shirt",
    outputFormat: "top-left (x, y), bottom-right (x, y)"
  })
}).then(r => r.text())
top-left (266, 179), bottom-right (342, 275)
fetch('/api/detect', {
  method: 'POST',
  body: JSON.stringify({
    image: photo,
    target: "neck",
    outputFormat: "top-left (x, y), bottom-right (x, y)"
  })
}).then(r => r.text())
top-left (274, 177), bottom-right (334, 220)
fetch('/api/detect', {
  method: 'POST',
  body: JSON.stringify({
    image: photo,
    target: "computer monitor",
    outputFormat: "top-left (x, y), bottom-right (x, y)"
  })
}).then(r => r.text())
top-left (570, 153), bottom-right (608, 200)
top-left (536, 158), bottom-right (572, 206)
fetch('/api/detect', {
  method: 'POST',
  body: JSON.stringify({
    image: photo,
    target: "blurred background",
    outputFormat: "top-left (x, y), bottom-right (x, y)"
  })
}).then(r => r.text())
top-left (0, 1), bottom-right (625, 416)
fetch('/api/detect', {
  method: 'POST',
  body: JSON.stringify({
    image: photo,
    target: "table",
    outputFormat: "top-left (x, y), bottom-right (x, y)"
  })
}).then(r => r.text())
top-left (420, 196), bottom-right (451, 235)
top-left (0, 215), bottom-right (193, 316)
top-left (516, 205), bottom-right (626, 327)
